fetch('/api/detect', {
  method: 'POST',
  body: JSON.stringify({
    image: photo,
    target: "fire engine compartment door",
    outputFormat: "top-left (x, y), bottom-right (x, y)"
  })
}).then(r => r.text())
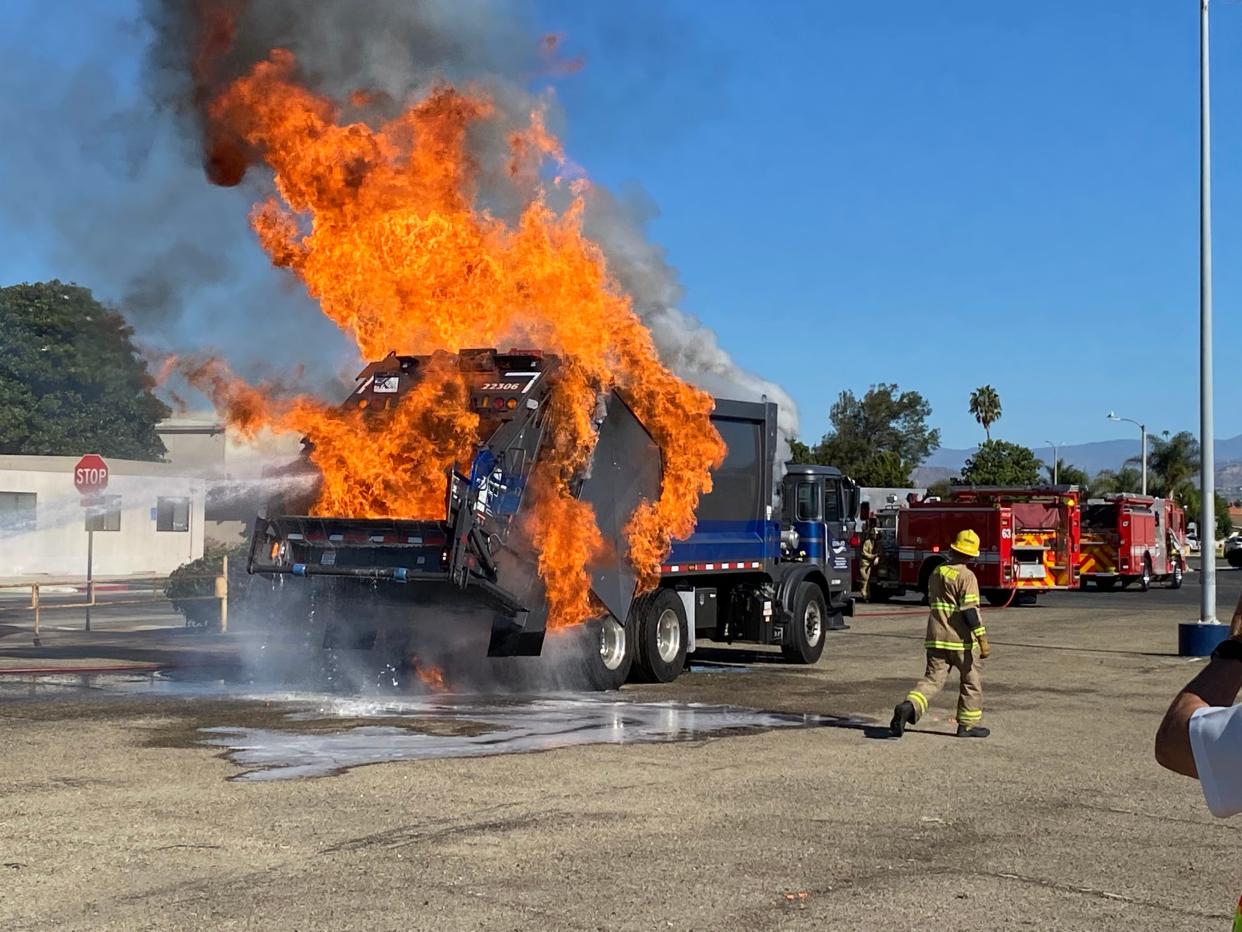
top-left (577, 391), bottom-right (661, 625)
top-left (1013, 555), bottom-right (1048, 579)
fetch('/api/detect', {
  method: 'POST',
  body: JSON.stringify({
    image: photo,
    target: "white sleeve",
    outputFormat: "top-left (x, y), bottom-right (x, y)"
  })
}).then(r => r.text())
top-left (1189, 704), bottom-right (1242, 817)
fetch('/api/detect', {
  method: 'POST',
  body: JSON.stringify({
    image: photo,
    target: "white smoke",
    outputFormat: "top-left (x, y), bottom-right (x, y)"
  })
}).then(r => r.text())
top-left (580, 185), bottom-right (800, 461)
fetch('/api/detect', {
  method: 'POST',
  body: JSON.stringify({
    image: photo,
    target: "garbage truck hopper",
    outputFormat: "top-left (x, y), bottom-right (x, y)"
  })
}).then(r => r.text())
top-left (247, 348), bottom-right (661, 665)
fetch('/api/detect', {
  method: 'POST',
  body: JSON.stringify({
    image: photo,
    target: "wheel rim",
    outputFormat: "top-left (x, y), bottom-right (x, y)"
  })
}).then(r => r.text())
top-left (655, 608), bottom-right (681, 664)
top-left (804, 599), bottom-right (823, 645)
top-left (599, 618), bottom-right (627, 671)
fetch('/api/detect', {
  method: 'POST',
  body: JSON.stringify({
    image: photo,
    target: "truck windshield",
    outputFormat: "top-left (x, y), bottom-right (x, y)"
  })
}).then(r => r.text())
top-left (1082, 503), bottom-right (1117, 530)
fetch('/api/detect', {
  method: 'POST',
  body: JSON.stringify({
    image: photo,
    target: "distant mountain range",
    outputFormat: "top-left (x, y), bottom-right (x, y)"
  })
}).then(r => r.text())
top-left (913, 434), bottom-right (1242, 493)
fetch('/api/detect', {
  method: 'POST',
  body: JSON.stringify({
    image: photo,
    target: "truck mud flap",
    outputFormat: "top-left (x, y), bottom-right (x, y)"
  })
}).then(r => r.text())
top-left (487, 610), bottom-right (545, 657)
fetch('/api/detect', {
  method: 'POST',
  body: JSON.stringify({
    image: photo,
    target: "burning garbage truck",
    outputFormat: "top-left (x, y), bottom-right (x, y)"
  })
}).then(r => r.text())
top-left (248, 347), bottom-right (858, 690)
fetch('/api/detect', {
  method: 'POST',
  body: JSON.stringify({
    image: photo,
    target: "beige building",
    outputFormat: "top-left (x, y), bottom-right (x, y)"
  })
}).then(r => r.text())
top-left (0, 455), bottom-right (206, 579)
top-left (155, 418), bottom-right (227, 476)
top-left (154, 417), bottom-right (286, 546)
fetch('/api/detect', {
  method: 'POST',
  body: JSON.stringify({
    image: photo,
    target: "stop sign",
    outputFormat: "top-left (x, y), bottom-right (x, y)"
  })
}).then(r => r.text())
top-left (74, 454), bottom-right (110, 495)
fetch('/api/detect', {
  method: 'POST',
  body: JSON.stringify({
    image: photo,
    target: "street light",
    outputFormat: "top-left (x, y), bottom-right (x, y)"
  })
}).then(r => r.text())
top-left (1107, 412), bottom-right (1147, 496)
top-left (1200, 0), bottom-right (1217, 623)
top-left (1044, 440), bottom-right (1060, 485)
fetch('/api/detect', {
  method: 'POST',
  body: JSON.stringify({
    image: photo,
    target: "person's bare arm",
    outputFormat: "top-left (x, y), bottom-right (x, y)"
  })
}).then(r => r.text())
top-left (1155, 596), bottom-right (1242, 777)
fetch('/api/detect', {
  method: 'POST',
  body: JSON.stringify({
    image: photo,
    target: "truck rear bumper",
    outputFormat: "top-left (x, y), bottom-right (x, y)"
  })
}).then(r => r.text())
top-left (263, 560), bottom-right (528, 616)
top-left (248, 516), bottom-right (545, 656)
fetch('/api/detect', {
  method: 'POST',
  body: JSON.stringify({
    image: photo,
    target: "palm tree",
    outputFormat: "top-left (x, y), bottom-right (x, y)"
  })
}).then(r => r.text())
top-left (1043, 458), bottom-right (1088, 488)
top-left (969, 386), bottom-right (1002, 441)
top-left (1128, 431), bottom-right (1199, 500)
top-left (1090, 466), bottom-right (1144, 497)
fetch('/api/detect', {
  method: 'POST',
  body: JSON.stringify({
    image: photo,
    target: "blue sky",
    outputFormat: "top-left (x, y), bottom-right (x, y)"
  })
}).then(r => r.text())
top-left (0, 0), bottom-right (1237, 455)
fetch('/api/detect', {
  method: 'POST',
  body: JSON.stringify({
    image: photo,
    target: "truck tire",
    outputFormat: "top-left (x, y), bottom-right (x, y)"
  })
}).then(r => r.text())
top-left (983, 588), bottom-right (1015, 608)
top-left (1139, 556), bottom-right (1152, 592)
top-left (632, 589), bottom-right (688, 683)
top-left (581, 615), bottom-right (633, 691)
top-left (917, 557), bottom-right (946, 595)
top-left (781, 581), bottom-right (827, 665)
top-left (1170, 560), bottom-right (1185, 589)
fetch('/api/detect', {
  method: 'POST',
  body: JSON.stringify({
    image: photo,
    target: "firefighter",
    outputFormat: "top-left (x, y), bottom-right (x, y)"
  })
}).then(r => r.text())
top-left (890, 529), bottom-right (992, 738)
top-left (859, 525), bottom-right (882, 602)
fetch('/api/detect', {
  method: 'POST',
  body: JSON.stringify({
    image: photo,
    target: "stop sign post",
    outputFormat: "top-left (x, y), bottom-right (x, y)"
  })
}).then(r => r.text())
top-left (74, 453), bottom-right (109, 632)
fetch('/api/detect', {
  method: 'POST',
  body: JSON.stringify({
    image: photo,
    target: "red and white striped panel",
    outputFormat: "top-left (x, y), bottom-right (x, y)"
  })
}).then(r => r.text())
top-left (660, 560), bottom-right (763, 575)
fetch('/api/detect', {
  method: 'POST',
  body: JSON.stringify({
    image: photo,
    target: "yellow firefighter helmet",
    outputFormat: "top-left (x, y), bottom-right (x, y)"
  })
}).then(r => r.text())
top-left (950, 529), bottom-right (981, 559)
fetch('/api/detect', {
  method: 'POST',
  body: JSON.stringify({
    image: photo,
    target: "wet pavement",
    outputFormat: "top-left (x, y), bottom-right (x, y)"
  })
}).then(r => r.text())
top-left (0, 668), bottom-right (849, 781)
top-left (4, 586), bottom-right (1239, 931)
top-left (202, 695), bottom-right (845, 781)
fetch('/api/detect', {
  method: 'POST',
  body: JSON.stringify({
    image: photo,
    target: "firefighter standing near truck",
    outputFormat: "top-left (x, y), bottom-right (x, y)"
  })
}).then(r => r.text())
top-left (890, 529), bottom-right (993, 738)
top-left (859, 525), bottom-right (881, 602)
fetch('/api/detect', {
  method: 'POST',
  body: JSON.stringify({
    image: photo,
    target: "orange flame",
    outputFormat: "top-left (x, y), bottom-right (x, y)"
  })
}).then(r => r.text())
top-left (193, 48), bottom-right (725, 626)
top-left (413, 661), bottom-right (448, 692)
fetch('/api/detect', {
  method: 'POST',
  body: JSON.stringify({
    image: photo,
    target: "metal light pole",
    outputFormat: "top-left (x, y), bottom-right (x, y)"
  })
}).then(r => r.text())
top-left (1200, 0), bottom-right (1217, 623)
top-left (1044, 440), bottom-right (1060, 485)
top-left (1107, 413), bottom-right (1147, 496)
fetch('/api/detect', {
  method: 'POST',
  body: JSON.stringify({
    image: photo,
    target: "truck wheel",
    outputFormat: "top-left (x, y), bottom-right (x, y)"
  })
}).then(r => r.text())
top-left (633, 589), bottom-right (688, 683)
top-left (983, 589), bottom-right (1015, 608)
top-left (581, 615), bottom-right (633, 691)
top-left (918, 557), bottom-right (946, 595)
top-left (1170, 561), bottom-right (1185, 589)
top-left (1139, 557), bottom-right (1152, 592)
top-left (781, 582), bottom-right (827, 665)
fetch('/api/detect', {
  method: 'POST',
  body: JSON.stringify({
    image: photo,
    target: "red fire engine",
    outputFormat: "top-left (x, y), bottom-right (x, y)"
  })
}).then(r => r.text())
top-left (897, 487), bottom-right (1082, 605)
top-left (1078, 495), bottom-right (1187, 591)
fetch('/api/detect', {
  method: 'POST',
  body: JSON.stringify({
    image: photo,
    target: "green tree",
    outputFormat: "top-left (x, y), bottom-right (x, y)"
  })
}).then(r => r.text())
top-left (0, 281), bottom-right (168, 459)
top-left (1043, 458), bottom-right (1089, 488)
top-left (803, 384), bottom-right (940, 485)
top-left (969, 385), bottom-right (1002, 441)
top-left (1181, 487), bottom-right (1233, 543)
top-left (857, 450), bottom-right (911, 488)
top-left (1089, 466), bottom-right (1144, 497)
top-left (959, 440), bottom-right (1042, 486)
top-left (1130, 431), bottom-right (1200, 500)
top-left (788, 438), bottom-right (815, 464)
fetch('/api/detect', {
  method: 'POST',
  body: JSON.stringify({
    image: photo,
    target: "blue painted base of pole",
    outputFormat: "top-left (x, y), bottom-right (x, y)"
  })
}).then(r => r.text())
top-left (1179, 621), bottom-right (1231, 657)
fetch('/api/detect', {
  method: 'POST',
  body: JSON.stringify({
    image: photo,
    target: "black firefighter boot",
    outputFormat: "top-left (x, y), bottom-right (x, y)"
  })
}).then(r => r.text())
top-left (956, 724), bottom-right (991, 738)
top-left (889, 701), bottom-right (916, 738)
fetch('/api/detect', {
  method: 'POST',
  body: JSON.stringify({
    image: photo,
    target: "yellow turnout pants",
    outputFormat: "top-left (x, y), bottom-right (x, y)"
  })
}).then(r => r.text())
top-left (906, 648), bottom-right (983, 728)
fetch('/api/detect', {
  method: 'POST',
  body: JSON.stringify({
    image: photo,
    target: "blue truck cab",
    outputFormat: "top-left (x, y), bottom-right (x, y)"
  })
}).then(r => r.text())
top-left (653, 400), bottom-right (858, 674)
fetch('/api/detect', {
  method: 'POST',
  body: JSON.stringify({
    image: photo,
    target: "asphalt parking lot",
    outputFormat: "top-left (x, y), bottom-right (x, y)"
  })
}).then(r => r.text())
top-left (1, 567), bottom-right (1240, 930)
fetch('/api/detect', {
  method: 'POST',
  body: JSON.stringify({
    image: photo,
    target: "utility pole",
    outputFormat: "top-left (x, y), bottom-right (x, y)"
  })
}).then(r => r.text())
top-left (1200, 0), bottom-right (1217, 623)
top-left (1044, 440), bottom-right (1060, 485)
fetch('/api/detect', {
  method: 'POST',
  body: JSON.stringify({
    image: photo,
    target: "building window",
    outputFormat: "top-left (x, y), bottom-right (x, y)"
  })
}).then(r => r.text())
top-left (85, 496), bottom-right (122, 532)
top-left (156, 497), bottom-right (190, 532)
top-left (0, 491), bottom-right (36, 532)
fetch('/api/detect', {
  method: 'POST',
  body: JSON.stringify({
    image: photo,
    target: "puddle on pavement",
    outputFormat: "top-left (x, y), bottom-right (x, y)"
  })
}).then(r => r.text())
top-left (0, 670), bottom-right (854, 782)
top-left (202, 696), bottom-right (845, 782)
